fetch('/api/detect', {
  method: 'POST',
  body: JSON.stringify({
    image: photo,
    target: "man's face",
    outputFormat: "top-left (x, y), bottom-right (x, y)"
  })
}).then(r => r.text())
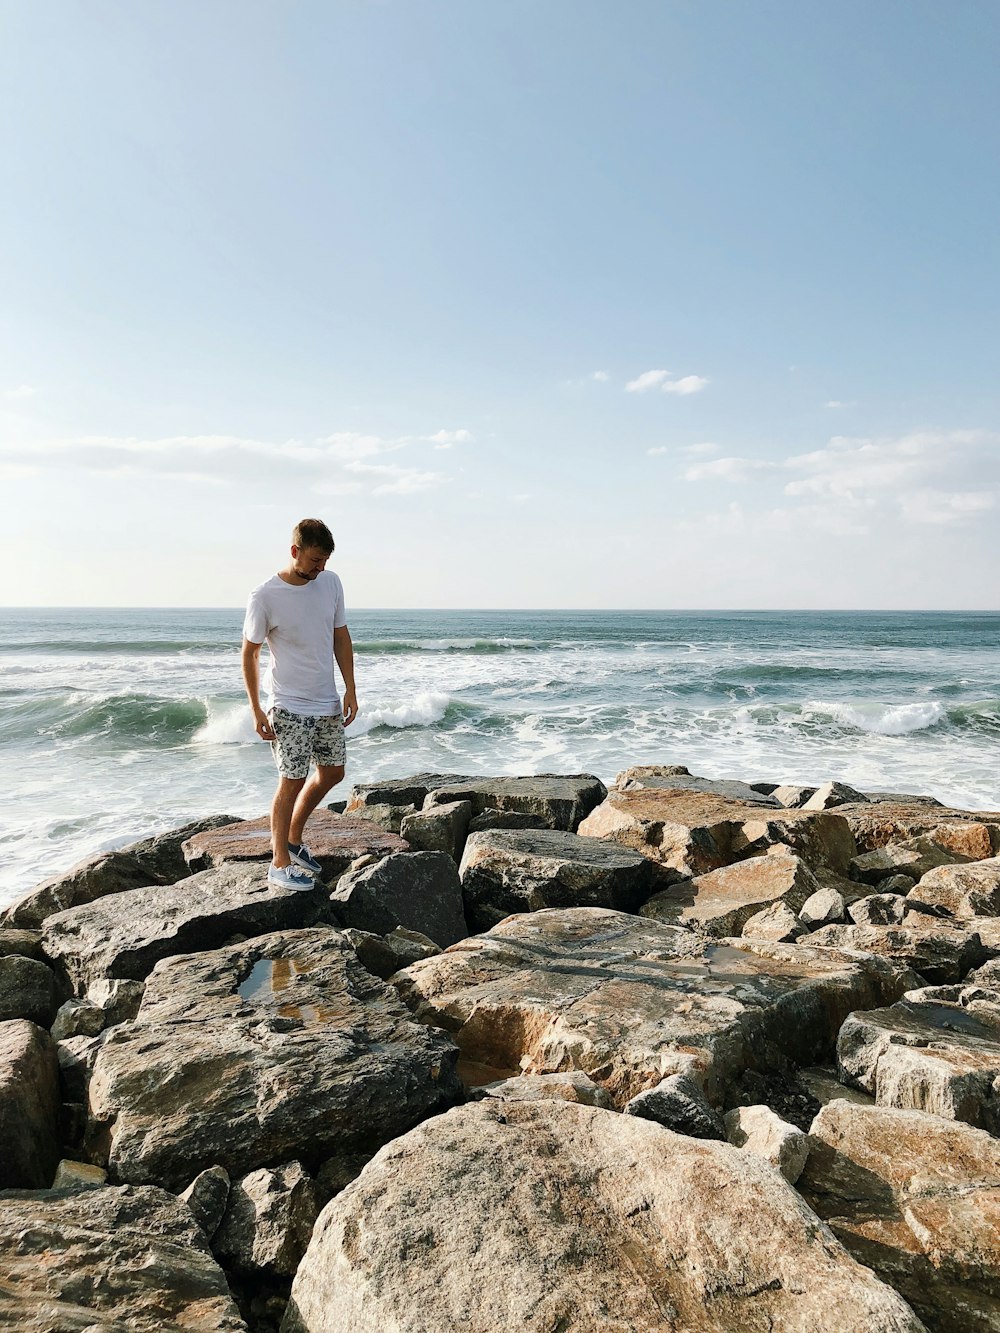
top-left (291, 545), bottom-right (330, 581)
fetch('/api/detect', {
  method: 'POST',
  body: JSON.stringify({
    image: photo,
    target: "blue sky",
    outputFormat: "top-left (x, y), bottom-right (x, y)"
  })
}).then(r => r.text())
top-left (1, 0), bottom-right (998, 607)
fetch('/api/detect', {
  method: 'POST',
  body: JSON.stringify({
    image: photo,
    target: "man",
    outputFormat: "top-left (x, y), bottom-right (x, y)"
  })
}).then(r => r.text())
top-left (241, 518), bottom-right (358, 889)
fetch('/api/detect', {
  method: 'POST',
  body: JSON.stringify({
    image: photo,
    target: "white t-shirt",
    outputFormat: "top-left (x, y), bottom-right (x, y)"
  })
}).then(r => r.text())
top-left (243, 571), bottom-right (347, 716)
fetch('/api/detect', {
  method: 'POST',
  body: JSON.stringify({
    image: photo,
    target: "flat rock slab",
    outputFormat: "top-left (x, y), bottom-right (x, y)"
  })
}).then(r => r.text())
top-left (641, 850), bottom-right (820, 936)
top-left (614, 772), bottom-right (781, 807)
top-left (42, 862), bottom-right (336, 993)
top-left (394, 907), bottom-right (917, 1107)
top-left (182, 809), bottom-right (408, 876)
top-left (912, 856), bottom-right (1000, 918)
top-left (578, 787), bottom-right (856, 880)
top-left (838, 990), bottom-right (1000, 1132)
top-left (837, 803), bottom-right (1000, 855)
top-left (2, 815), bottom-right (240, 929)
top-left (459, 829), bottom-right (666, 933)
top-left (282, 1100), bottom-right (923, 1333)
top-left (0, 1184), bottom-right (246, 1331)
top-left (0, 1019), bottom-right (60, 1188)
top-left (88, 927), bottom-right (462, 1190)
top-left (805, 920), bottom-right (986, 985)
top-left (424, 774), bottom-right (608, 832)
top-left (348, 773), bottom-right (474, 809)
top-left (799, 1100), bottom-right (1000, 1333)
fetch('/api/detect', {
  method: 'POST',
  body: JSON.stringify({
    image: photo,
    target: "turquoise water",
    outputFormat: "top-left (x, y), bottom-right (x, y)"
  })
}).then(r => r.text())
top-left (1, 607), bottom-right (998, 904)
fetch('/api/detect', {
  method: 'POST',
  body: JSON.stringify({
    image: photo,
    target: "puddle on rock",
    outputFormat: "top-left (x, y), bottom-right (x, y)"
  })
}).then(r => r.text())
top-left (237, 958), bottom-right (344, 1025)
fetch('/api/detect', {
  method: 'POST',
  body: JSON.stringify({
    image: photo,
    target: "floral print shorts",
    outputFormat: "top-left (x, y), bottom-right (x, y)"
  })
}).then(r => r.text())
top-left (269, 706), bottom-right (346, 779)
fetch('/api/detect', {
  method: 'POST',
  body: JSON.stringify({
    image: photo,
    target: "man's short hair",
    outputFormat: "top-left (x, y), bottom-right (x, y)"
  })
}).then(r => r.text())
top-left (293, 518), bottom-right (335, 554)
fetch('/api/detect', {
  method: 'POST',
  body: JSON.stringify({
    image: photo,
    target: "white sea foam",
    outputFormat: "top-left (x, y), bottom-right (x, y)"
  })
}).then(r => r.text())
top-left (807, 699), bottom-right (946, 736)
top-left (349, 691), bottom-right (451, 737)
top-left (192, 704), bottom-right (258, 745)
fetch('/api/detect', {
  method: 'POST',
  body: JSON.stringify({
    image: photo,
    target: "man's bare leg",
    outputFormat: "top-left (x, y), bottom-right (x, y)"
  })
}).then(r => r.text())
top-left (271, 776), bottom-right (307, 867)
top-left (289, 764), bottom-right (345, 846)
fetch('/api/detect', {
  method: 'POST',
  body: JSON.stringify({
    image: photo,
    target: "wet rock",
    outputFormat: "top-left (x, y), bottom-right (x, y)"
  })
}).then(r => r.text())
top-left (799, 1100), bottom-right (1000, 1333)
top-left (623, 1071), bottom-right (727, 1140)
top-left (0, 954), bottom-right (58, 1026)
top-left (773, 783), bottom-right (818, 808)
top-left (2, 815), bottom-right (240, 928)
top-left (468, 1070), bottom-right (614, 1109)
top-left (0, 1184), bottom-right (247, 1330)
top-left (802, 780), bottom-right (870, 810)
top-left (282, 1100), bottom-right (923, 1333)
top-left (459, 829), bottom-right (666, 934)
top-left (43, 861), bottom-right (335, 993)
top-left (910, 855), bottom-right (1000, 918)
top-left (642, 850), bottom-right (820, 937)
top-left (0, 927), bottom-right (44, 959)
top-left (0, 1019), bottom-right (60, 1188)
top-left (183, 809), bottom-right (408, 877)
top-left (848, 894), bottom-right (907, 927)
top-left (806, 919), bottom-right (986, 985)
top-left (579, 787), bottom-right (856, 881)
top-left (86, 976), bottom-right (145, 1025)
top-left (393, 907), bottom-right (917, 1108)
top-left (213, 1161), bottom-right (319, 1278)
top-left (838, 988), bottom-right (1000, 1131)
top-left (466, 808), bottom-right (548, 833)
top-left (50, 997), bottom-right (105, 1041)
top-left (614, 771), bottom-right (781, 807)
top-left (88, 927), bottom-right (462, 1189)
top-left (724, 1104), bottom-right (809, 1183)
top-left (400, 799), bottom-right (472, 860)
top-left (52, 1158), bottom-right (108, 1189)
top-left (741, 900), bottom-right (807, 942)
top-left (799, 886), bottom-right (846, 929)
top-left (329, 851), bottom-right (467, 948)
top-left (424, 774), bottom-right (608, 831)
top-left (180, 1164), bottom-right (231, 1239)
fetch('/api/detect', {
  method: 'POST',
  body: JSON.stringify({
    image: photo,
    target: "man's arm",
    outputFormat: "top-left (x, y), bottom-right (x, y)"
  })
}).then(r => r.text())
top-left (333, 624), bottom-right (358, 726)
top-left (241, 638), bottom-right (276, 740)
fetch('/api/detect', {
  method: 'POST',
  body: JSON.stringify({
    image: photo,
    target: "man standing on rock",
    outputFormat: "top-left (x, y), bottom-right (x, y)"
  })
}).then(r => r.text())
top-left (241, 518), bottom-right (358, 890)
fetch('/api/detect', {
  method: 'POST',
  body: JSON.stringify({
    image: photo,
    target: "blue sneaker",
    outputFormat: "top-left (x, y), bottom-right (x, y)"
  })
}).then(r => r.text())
top-left (267, 862), bottom-right (315, 892)
top-left (288, 842), bottom-right (323, 875)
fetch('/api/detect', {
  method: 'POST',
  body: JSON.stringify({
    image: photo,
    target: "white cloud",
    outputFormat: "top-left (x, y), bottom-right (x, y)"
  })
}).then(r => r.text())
top-left (647, 446), bottom-right (669, 456)
top-left (897, 489), bottom-right (996, 525)
top-left (626, 369), bottom-right (672, 393)
top-left (662, 375), bottom-right (708, 395)
top-left (590, 370), bottom-right (609, 382)
top-left (683, 442), bottom-right (719, 456)
top-left (343, 460), bottom-right (446, 495)
top-left (3, 384), bottom-right (37, 399)
top-left (427, 429), bottom-right (474, 450)
top-left (684, 456), bottom-right (775, 482)
top-left (626, 369), bottom-right (708, 395)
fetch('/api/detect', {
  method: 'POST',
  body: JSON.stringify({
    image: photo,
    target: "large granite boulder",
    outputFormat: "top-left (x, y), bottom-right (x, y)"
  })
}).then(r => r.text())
top-left (641, 849), bottom-right (820, 936)
top-left (805, 919), bottom-right (986, 985)
top-left (329, 851), bottom-right (467, 947)
top-left (837, 803), bottom-right (1000, 855)
top-left (459, 830), bottom-right (666, 934)
top-left (0, 927), bottom-right (44, 959)
top-left (88, 927), bottom-right (462, 1189)
top-left (802, 780), bottom-right (869, 810)
top-left (837, 986), bottom-right (1000, 1132)
top-left (182, 808), bottom-right (408, 877)
top-left (0, 1019), bottom-right (60, 1188)
top-left (399, 799), bottom-right (472, 860)
top-left (578, 787), bottom-right (856, 882)
top-left (0, 954), bottom-right (58, 1026)
top-left (910, 856), bottom-right (1000, 918)
top-left (799, 1100), bottom-right (1000, 1332)
top-left (424, 774), bottom-right (608, 831)
top-left (393, 907), bottom-right (917, 1107)
top-left (42, 861), bottom-right (335, 993)
top-left (0, 1184), bottom-right (246, 1330)
top-left (850, 836), bottom-right (971, 886)
top-left (1, 815), bottom-right (239, 928)
top-left (281, 1100), bottom-right (923, 1333)
top-left (347, 773), bottom-right (473, 810)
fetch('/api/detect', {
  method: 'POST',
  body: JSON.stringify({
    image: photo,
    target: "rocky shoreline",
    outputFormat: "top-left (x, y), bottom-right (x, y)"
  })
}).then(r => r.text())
top-left (2, 765), bottom-right (1000, 1330)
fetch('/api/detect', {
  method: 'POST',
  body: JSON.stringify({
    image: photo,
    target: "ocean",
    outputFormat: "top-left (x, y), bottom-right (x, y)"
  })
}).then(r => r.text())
top-left (1, 607), bottom-right (998, 908)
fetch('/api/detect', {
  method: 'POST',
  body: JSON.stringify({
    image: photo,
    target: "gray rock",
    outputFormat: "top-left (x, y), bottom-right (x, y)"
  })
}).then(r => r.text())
top-left (0, 1184), bottom-right (247, 1330)
top-left (342, 926), bottom-right (439, 980)
top-left (282, 1100), bottom-right (924, 1333)
top-left (851, 836), bottom-right (971, 886)
top-left (799, 1100), bottom-right (1000, 1332)
top-left (724, 1104), bottom-right (810, 1183)
top-left (50, 997), bottom-right (105, 1041)
top-left (0, 954), bottom-right (58, 1026)
top-left (614, 763), bottom-right (691, 786)
top-left (51, 1158), bottom-right (108, 1189)
top-left (911, 855), bottom-right (1000, 918)
top-left (399, 799), bottom-right (472, 860)
top-left (802, 781), bottom-right (870, 810)
top-left (394, 907), bottom-right (918, 1108)
top-left (180, 1164), bottom-right (231, 1239)
top-left (182, 809), bottom-right (408, 877)
top-left (848, 893), bottom-right (907, 927)
top-left (347, 773), bottom-right (473, 810)
top-left (214, 1161), bottom-right (319, 1277)
top-left (864, 791), bottom-right (945, 807)
top-left (807, 919), bottom-right (986, 985)
top-left (469, 1071), bottom-right (614, 1109)
top-left (424, 774), bottom-right (608, 831)
top-left (623, 1072), bottom-right (726, 1140)
top-left (773, 784), bottom-right (818, 808)
top-left (57, 1030), bottom-right (110, 1102)
top-left (347, 801), bottom-right (416, 833)
top-left (330, 851), bottom-right (467, 948)
top-left (741, 900), bottom-right (807, 942)
top-left (797, 1065), bottom-right (876, 1110)
top-left (1, 815), bottom-right (240, 928)
top-left (314, 1152), bottom-right (371, 1206)
top-left (616, 772), bottom-right (782, 807)
top-left (460, 829), bottom-right (666, 934)
top-left (875, 873), bottom-right (917, 894)
top-left (467, 808), bottom-right (549, 833)
top-left (799, 886), bottom-right (846, 929)
top-left (86, 977), bottom-right (146, 1025)
top-left (43, 861), bottom-right (336, 993)
top-left (0, 1019), bottom-right (60, 1188)
top-left (642, 850), bottom-right (820, 936)
top-left (88, 927), bottom-right (462, 1189)
top-left (0, 927), bottom-right (44, 959)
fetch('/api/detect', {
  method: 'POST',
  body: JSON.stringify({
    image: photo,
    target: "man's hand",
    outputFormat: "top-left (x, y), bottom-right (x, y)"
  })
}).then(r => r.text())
top-left (342, 689), bottom-right (358, 726)
top-left (254, 709), bottom-right (276, 741)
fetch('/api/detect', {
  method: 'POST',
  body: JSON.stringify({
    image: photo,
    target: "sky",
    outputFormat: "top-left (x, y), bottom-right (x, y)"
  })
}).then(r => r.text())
top-left (1, 0), bottom-right (998, 609)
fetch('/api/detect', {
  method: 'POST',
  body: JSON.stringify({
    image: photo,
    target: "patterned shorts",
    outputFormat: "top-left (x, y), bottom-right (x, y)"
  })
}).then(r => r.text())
top-left (269, 706), bottom-right (346, 779)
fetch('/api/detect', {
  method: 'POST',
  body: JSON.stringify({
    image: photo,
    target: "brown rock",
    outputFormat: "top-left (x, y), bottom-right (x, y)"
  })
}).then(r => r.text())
top-left (741, 901), bottom-right (807, 942)
top-left (468, 1070), bottom-right (614, 1109)
top-left (851, 836), bottom-right (971, 886)
top-left (182, 808), bottom-right (408, 876)
top-left (724, 1104), bottom-right (810, 1183)
top-left (641, 849), bottom-right (820, 936)
top-left (282, 1100), bottom-right (923, 1333)
top-left (838, 802), bottom-right (1000, 855)
top-left (806, 920), bottom-right (986, 985)
top-left (911, 856), bottom-right (1000, 918)
top-left (0, 1019), bottom-right (60, 1188)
